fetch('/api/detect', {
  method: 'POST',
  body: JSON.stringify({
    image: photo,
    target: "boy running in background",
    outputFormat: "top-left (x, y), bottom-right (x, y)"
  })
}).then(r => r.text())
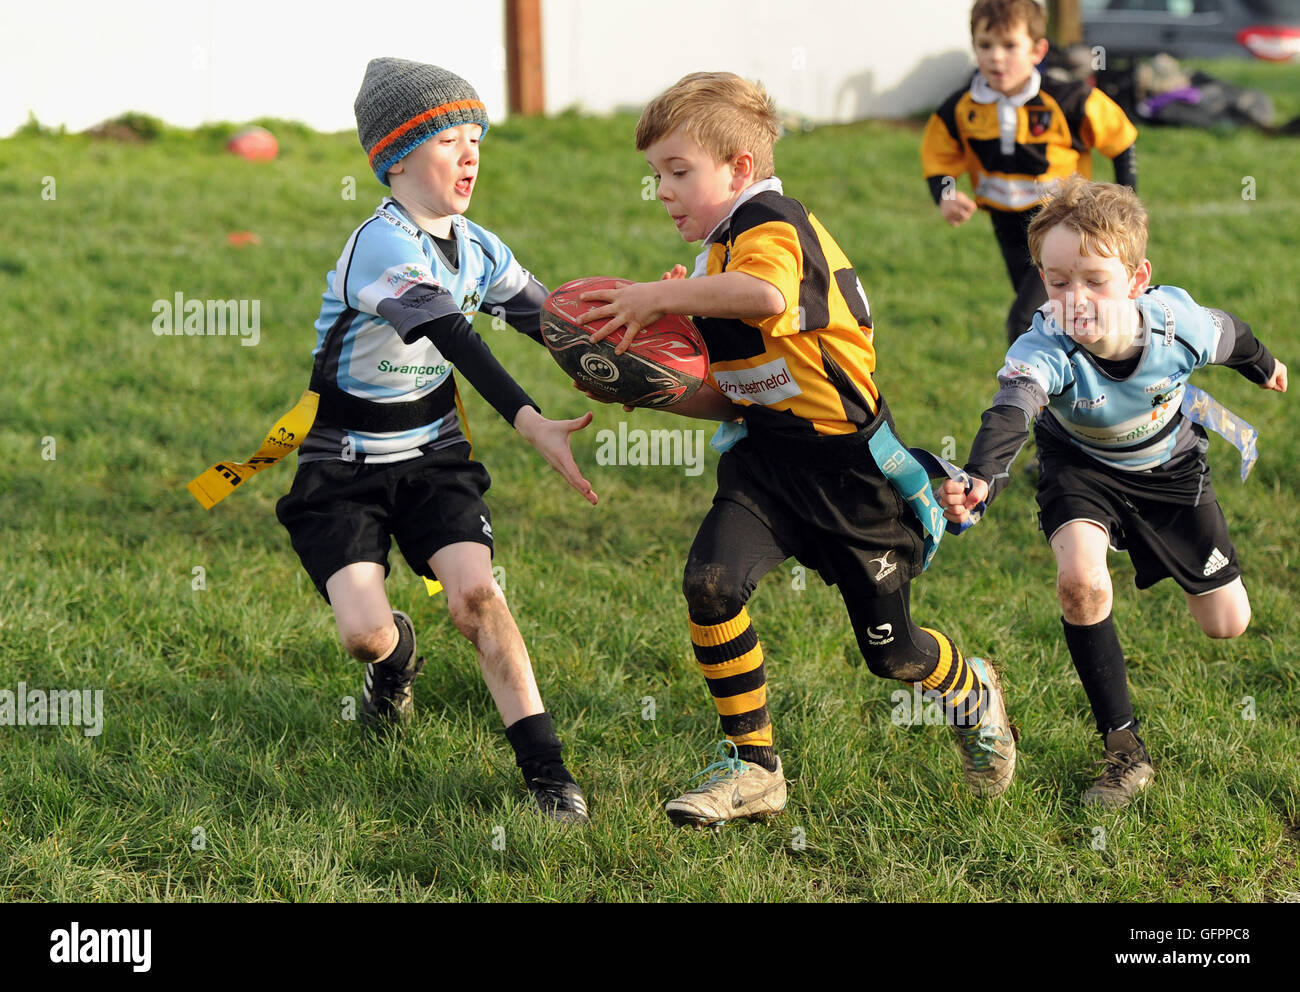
top-left (581, 72), bottom-right (1018, 826)
top-left (922, 0), bottom-right (1137, 344)
top-left (942, 177), bottom-right (1286, 806)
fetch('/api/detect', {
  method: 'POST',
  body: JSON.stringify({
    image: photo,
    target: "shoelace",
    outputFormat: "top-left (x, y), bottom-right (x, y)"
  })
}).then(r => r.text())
top-left (1094, 749), bottom-right (1145, 787)
top-left (955, 722), bottom-right (1013, 770)
top-left (691, 740), bottom-right (749, 784)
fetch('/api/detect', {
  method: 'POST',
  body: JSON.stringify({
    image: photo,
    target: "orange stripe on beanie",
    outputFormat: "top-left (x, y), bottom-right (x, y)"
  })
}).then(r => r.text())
top-left (354, 58), bottom-right (490, 186)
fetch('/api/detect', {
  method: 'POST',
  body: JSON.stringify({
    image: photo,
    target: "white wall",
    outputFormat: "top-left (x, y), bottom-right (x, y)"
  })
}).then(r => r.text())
top-left (1, 0), bottom-right (975, 137)
top-left (543, 0), bottom-right (974, 121)
top-left (0, 0), bottom-right (508, 135)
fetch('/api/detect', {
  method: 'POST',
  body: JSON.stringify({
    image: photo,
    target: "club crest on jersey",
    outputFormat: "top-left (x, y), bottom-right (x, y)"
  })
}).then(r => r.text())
top-left (1028, 108), bottom-right (1052, 136)
top-left (461, 288), bottom-right (482, 313)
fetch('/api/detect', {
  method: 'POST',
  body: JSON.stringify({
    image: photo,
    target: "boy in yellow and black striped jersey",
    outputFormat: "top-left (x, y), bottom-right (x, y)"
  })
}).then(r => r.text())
top-left (922, 0), bottom-right (1137, 345)
top-left (579, 72), bottom-right (1018, 826)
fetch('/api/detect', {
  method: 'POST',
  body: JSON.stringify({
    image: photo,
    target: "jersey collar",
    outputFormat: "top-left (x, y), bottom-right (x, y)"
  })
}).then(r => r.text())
top-left (379, 197), bottom-right (467, 243)
top-left (969, 68), bottom-right (1041, 107)
top-left (691, 176), bottom-right (784, 278)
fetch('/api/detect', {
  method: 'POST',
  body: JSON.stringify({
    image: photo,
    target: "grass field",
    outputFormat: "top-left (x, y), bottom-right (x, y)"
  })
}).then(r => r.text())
top-left (2, 59), bottom-right (1298, 903)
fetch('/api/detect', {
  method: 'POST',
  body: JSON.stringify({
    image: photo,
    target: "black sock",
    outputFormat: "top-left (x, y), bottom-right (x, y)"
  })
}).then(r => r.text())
top-left (378, 612), bottom-right (415, 669)
top-left (737, 745), bottom-right (779, 773)
top-left (504, 711), bottom-right (575, 785)
top-left (1061, 613), bottom-right (1134, 734)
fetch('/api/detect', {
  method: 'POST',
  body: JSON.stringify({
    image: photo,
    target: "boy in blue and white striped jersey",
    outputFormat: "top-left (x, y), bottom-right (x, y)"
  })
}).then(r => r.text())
top-left (277, 58), bottom-right (595, 823)
top-left (942, 176), bottom-right (1286, 807)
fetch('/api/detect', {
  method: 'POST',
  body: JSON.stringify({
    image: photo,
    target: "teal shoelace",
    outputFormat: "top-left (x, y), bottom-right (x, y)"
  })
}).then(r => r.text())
top-left (956, 723), bottom-right (1013, 770)
top-left (691, 740), bottom-right (749, 782)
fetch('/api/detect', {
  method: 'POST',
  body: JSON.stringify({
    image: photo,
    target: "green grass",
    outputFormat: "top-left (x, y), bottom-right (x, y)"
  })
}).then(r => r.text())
top-left (2, 59), bottom-right (1299, 901)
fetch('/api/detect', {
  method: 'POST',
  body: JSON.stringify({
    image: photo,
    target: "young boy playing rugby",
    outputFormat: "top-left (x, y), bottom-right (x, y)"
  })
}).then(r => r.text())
top-left (276, 59), bottom-right (596, 823)
top-left (922, 0), bottom-right (1138, 344)
top-left (941, 177), bottom-right (1286, 806)
top-left (580, 72), bottom-right (1018, 826)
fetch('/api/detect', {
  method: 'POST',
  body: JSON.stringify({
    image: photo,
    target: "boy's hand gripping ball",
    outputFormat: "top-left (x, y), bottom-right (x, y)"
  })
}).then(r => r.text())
top-left (541, 277), bottom-right (708, 408)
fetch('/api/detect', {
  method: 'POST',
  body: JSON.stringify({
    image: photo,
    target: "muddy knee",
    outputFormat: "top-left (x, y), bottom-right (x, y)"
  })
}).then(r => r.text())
top-left (447, 583), bottom-right (506, 639)
top-left (682, 561), bottom-right (747, 623)
top-left (342, 622), bottom-right (396, 663)
top-left (1057, 568), bottom-right (1112, 624)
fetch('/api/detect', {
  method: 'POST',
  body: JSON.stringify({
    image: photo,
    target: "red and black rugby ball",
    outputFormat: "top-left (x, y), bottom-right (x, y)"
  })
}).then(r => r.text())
top-left (541, 277), bottom-right (709, 408)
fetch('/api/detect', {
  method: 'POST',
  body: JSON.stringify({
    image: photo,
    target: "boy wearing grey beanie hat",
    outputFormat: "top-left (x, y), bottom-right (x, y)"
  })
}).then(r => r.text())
top-left (275, 58), bottom-right (593, 824)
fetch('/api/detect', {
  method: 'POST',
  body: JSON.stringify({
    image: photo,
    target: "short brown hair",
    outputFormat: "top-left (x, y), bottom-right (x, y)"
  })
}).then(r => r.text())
top-left (971, 0), bottom-right (1047, 41)
top-left (635, 72), bottom-right (780, 180)
top-left (1027, 175), bottom-right (1150, 274)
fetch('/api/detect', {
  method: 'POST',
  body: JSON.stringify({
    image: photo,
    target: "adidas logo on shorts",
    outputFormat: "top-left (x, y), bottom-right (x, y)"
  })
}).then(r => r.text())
top-left (1202, 547), bottom-right (1229, 577)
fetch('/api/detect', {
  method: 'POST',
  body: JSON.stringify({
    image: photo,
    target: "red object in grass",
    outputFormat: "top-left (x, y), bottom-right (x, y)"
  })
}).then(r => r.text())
top-left (226, 231), bottom-right (262, 247)
top-left (226, 126), bottom-right (279, 161)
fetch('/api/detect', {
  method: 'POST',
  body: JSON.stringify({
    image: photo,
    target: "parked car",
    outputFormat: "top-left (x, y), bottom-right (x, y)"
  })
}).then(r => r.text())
top-left (1082, 0), bottom-right (1300, 60)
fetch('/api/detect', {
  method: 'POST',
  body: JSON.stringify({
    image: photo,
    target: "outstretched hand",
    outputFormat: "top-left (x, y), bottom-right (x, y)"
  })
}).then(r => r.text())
top-left (1263, 360), bottom-right (1288, 393)
top-left (939, 475), bottom-right (988, 526)
top-left (513, 407), bottom-right (598, 505)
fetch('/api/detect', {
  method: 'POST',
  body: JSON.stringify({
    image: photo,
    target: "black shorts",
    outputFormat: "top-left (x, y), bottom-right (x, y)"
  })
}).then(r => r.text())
top-left (1036, 434), bottom-right (1240, 595)
top-left (276, 444), bottom-right (493, 601)
top-left (710, 402), bottom-right (927, 597)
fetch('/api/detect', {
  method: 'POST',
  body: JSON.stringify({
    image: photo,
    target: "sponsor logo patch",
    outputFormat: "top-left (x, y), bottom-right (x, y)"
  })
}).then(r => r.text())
top-left (712, 358), bottom-right (802, 405)
top-left (1001, 361), bottom-right (1039, 380)
top-left (385, 264), bottom-right (428, 297)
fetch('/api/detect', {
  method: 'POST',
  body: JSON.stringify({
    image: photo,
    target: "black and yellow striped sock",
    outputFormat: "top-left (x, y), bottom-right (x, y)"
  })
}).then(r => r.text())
top-left (690, 607), bottom-right (776, 771)
top-left (918, 627), bottom-right (985, 729)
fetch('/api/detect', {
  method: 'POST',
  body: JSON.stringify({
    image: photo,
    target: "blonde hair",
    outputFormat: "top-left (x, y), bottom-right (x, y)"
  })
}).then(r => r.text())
top-left (971, 0), bottom-right (1047, 41)
top-left (635, 72), bottom-right (780, 179)
top-left (1028, 176), bottom-right (1150, 275)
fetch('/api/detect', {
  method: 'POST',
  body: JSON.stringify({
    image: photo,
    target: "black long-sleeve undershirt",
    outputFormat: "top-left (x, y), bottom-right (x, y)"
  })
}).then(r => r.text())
top-left (1112, 143), bottom-right (1138, 191)
top-left (963, 308), bottom-right (1276, 508)
top-left (377, 286), bottom-right (538, 426)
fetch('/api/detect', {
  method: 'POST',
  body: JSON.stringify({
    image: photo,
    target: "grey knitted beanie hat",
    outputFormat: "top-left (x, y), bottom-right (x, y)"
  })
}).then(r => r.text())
top-left (354, 58), bottom-right (490, 186)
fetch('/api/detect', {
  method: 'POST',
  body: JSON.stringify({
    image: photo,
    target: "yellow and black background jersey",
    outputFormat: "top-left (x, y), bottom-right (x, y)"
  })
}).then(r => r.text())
top-left (694, 185), bottom-right (879, 439)
top-left (921, 71), bottom-right (1137, 212)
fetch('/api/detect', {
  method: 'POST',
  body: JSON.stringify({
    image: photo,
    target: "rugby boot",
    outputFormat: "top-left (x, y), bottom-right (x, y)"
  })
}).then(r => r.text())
top-left (950, 656), bottom-right (1017, 797)
top-left (361, 610), bottom-right (425, 729)
top-left (526, 775), bottom-right (590, 825)
top-left (666, 740), bottom-right (787, 827)
top-left (1082, 727), bottom-right (1154, 807)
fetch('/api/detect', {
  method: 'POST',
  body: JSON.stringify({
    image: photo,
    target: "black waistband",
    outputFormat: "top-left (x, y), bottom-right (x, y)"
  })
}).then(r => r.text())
top-left (741, 397), bottom-right (895, 468)
top-left (308, 370), bottom-right (453, 433)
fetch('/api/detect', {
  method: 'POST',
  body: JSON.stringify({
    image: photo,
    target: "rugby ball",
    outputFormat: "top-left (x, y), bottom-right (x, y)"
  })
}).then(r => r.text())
top-left (541, 277), bottom-right (709, 408)
top-left (227, 126), bottom-right (279, 161)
